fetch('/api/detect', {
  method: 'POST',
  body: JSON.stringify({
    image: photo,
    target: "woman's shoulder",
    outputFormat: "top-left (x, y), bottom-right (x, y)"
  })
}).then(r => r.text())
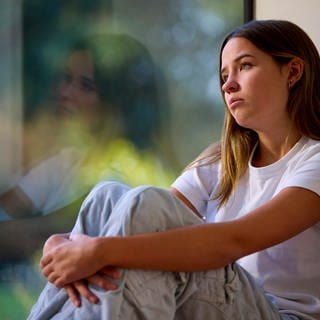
top-left (175, 160), bottom-right (221, 196)
top-left (189, 158), bottom-right (221, 177)
top-left (303, 136), bottom-right (320, 148)
top-left (297, 136), bottom-right (320, 160)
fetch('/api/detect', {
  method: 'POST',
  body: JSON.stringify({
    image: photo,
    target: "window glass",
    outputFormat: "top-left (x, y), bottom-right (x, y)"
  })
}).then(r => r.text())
top-left (0, 1), bottom-right (244, 318)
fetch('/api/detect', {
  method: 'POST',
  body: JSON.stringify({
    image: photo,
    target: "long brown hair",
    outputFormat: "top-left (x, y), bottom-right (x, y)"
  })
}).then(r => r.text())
top-left (189, 20), bottom-right (320, 207)
top-left (72, 33), bottom-right (162, 151)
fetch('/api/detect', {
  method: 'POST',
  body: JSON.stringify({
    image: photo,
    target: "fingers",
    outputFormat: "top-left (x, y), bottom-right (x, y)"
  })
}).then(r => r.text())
top-left (87, 273), bottom-right (117, 291)
top-left (39, 254), bottom-right (52, 269)
top-left (74, 280), bottom-right (100, 305)
top-left (65, 284), bottom-right (81, 307)
top-left (41, 263), bottom-right (68, 288)
top-left (66, 280), bottom-right (100, 306)
top-left (100, 266), bottom-right (121, 279)
top-left (65, 282), bottom-right (99, 307)
top-left (40, 257), bottom-right (56, 283)
top-left (65, 275), bottom-right (119, 308)
top-left (42, 270), bottom-right (62, 287)
top-left (65, 272), bottom-right (120, 308)
top-left (40, 256), bottom-right (58, 285)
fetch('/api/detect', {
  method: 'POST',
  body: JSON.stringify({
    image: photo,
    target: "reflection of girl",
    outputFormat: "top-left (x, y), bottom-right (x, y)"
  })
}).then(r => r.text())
top-left (55, 33), bottom-right (163, 151)
top-left (0, 33), bottom-right (168, 221)
top-left (0, 34), bottom-right (174, 269)
top-left (30, 20), bottom-right (320, 320)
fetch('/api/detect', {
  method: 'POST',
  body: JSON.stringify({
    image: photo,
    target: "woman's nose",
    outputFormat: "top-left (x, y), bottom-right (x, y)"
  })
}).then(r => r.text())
top-left (58, 81), bottom-right (77, 100)
top-left (222, 78), bottom-right (240, 93)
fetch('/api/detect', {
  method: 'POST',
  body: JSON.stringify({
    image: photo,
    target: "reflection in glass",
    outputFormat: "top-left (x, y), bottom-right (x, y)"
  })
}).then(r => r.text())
top-left (0, 32), bottom-right (175, 319)
top-left (1, 32), bottom-right (173, 224)
top-left (0, 1), bottom-right (244, 318)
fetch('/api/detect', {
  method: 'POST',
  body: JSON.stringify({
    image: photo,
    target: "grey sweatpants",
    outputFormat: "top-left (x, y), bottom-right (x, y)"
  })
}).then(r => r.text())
top-left (27, 181), bottom-right (299, 320)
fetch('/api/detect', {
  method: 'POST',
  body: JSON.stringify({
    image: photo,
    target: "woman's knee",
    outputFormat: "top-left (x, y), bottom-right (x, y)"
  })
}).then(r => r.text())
top-left (121, 186), bottom-right (200, 235)
top-left (94, 185), bottom-right (200, 237)
top-left (72, 181), bottom-right (131, 236)
top-left (90, 181), bottom-right (131, 204)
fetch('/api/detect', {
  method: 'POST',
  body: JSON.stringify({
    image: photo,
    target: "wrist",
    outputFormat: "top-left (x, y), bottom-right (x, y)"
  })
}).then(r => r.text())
top-left (93, 236), bottom-right (114, 268)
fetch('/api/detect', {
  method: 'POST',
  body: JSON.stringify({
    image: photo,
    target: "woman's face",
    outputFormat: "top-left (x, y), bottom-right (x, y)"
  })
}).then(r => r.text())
top-left (220, 37), bottom-right (291, 134)
top-left (56, 50), bottom-right (102, 121)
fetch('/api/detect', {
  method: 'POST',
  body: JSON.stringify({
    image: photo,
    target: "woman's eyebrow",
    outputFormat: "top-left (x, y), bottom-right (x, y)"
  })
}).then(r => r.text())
top-left (221, 53), bottom-right (255, 74)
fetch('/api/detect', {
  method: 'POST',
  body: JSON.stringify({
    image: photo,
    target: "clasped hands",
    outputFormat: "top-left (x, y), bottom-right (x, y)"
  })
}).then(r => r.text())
top-left (40, 233), bottom-right (120, 307)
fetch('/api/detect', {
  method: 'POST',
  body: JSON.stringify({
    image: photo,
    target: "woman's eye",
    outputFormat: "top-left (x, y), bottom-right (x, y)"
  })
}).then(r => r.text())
top-left (80, 80), bottom-right (97, 92)
top-left (240, 62), bottom-right (252, 70)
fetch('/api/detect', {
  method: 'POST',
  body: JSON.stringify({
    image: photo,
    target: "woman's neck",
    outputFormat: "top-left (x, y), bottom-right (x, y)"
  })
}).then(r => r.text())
top-left (252, 130), bottom-right (301, 167)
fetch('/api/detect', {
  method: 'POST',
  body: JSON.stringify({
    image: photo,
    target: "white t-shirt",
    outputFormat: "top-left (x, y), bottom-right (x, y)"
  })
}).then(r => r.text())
top-left (18, 147), bottom-right (87, 215)
top-left (172, 136), bottom-right (320, 319)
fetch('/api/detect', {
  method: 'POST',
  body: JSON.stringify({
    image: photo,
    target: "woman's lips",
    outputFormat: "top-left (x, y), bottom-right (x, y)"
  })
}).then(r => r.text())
top-left (56, 105), bottom-right (75, 117)
top-left (228, 97), bottom-right (244, 109)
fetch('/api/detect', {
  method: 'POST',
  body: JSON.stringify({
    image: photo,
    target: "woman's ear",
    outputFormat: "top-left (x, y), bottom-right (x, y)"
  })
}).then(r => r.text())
top-left (288, 57), bottom-right (304, 89)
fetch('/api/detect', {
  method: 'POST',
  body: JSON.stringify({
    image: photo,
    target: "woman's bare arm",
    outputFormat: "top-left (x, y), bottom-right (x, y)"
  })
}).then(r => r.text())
top-left (0, 195), bottom-right (85, 261)
top-left (0, 187), bottom-right (37, 219)
top-left (41, 186), bottom-right (320, 287)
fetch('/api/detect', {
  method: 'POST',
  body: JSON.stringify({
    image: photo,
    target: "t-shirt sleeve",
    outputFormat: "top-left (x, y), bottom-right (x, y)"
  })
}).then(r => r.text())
top-left (171, 163), bottom-right (219, 215)
top-left (283, 147), bottom-right (320, 196)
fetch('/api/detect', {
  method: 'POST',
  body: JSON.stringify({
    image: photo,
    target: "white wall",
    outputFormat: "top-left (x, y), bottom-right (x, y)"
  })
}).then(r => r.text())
top-left (255, 0), bottom-right (320, 52)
